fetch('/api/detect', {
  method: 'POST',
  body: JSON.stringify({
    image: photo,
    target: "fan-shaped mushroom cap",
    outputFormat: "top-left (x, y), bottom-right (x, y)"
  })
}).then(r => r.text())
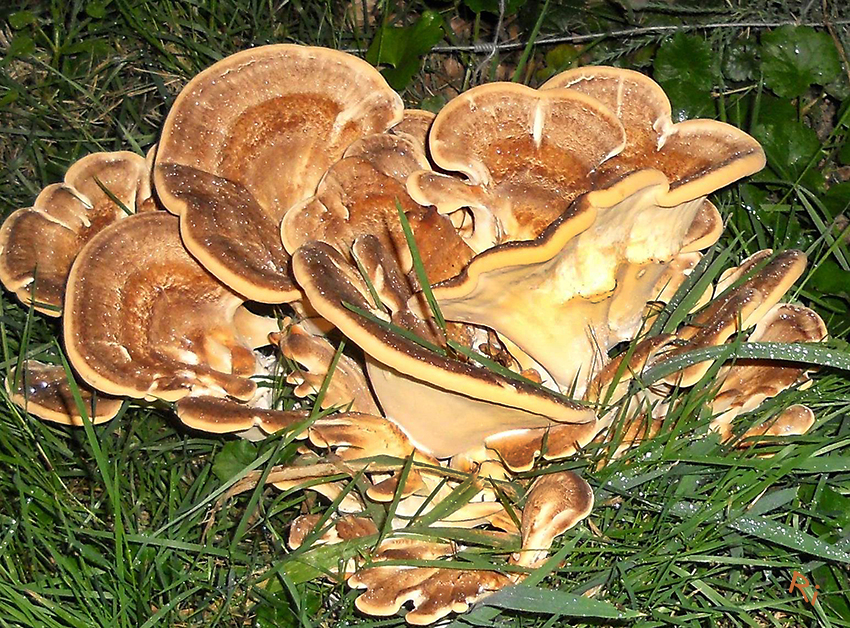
top-left (431, 173), bottom-right (707, 396)
top-left (64, 212), bottom-right (259, 402)
top-left (650, 252), bottom-right (706, 305)
top-left (292, 235), bottom-right (595, 459)
top-left (660, 250), bottom-right (807, 387)
top-left (542, 66), bottom-right (766, 205)
top-left (8, 360), bottom-right (123, 425)
top-left (407, 82), bottom-right (626, 246)
top-left (584, 334), bottom-right (677, 406)
top-left (390, 109), bottom-right (436, 148)
top-left (175, 396), bottom-right (309, 435)
top-left (281, 133), bottom-right (430, 265)
top-left (513, 470), bottom-right (594, 568)
top-left (288, 513), bottom-right (378, 550)
top-left (0, 151), bottom-right (153, 315)
top-left (349, 537), bottom-right (512, 625)
top-left (483, 421), bottom-right (603, 472)
top-left (709, 303), bottom-right (826, 441)
top-left (306, 412), bottom-right (435, 502)
top-left (682, 200), bottom-right (723, 253)
top-left (272, 323), bottom-right (381, 415)
top-left (734, 404), bottom-right (815, 443)
top-left (155, 44), bottom-right (404, 303)
top-left (308, 413), bottom-right (426, 461)
top-left (282, 131), bottom-right (474, 283)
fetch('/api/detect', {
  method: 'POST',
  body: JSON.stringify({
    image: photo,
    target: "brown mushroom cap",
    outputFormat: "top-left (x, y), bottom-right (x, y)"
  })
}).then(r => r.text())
top-left (542, 66), bottom-right (766, 204)
top-left (734, 404), bottom-right (815, 444)
top-left (281, 131), bottom-right (474, 285)
top-left (390, 109), bottom-right (436, 148)
top-left (407, 82), bottom-right (626, 244)
top-left (272, 323), bottom-right (381, 415)
top-left (513, 470), bottom-right (594, 568)
top-left (483, 420), bottom-right (603, 472)
top-left (660, 250), bottom-right (807, 387)
top-left (281, 133), bottom-right (430, 267)
top-left (8, 360), bottom-right (123, 426)
top-left (0, 151), bottom-right (153, 315)
top-left (175, 395), bottom-right (309, 435)
top-left (682, 200), bottom-right (723, 253)
top-left (155, 44), bottom-right (404, 303)
top-left (584, 334), bottom-right (677, 406)
top-left (288, 513), bottom-right (378, 550)
top-left (349, 537), bottom-right (512, 625)
top-left (710, 303), bottom-right (826, 441)
top-left (64, 212), bottom-right (258, 402)
top-left (308, 412), bottom-right (426, 461)
top-left (292, 235), bottom-right (595, 458)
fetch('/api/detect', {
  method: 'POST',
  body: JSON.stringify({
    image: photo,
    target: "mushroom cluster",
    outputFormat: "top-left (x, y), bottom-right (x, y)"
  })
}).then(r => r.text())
top-left (1, 45), bottom-right (827, 624)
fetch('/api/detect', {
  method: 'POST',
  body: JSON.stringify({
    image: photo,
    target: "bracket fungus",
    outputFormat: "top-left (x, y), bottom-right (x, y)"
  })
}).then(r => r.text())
top-left (407, 82), bottom-right (627, 248)
top-left (64, 212), bottom-right (261, 404)
top-left (8, 360), bottom-right (123, 426)
top-left (541, 66), bottom-right (766, 204)
top-left (292, 235), bottom-right (596, 458)
top-left (1, 44), bottom-right (834, 627)
top-left (0, 151), bottom-right (155, 316)
top-left (155, 44), bottom-right (404, 303)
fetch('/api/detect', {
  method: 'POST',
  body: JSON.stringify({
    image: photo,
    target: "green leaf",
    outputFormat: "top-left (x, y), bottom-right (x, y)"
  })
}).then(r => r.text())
top-left (839, 142), bottom-right (850, 167)
top-left (366, 11), bottom-right (444, 90)
top-left (761, 26), bottom-right (842, 98)
top-left (654, 33), bottom-right (716, 90)
top-left (754, 204), bottom-right (811, 249)
top-left (463, 0), bottom-right (528, 14)
top-left (420, 94), bottom-right (447, 113)
top-left (255, 590), bottom-right (323, 628)
top-left (730, 515), bottom-right (850, 563)
top-left (659, 81), bottom-right (716, 121)
top-left (825, 73), bottom-right (850, 101)
top-left (3, 34), bottom-right (35, 61)
top-left (212, 440), bottom-right (259, 481)
top-left (810, 258), bottom-right (850, 296)
top-left (641, 341), bottom-right (850, 385)
top-left (280, 536), bottom-right (374, 584)
top-left (0, 89), bottom-right (19, 107)
top-left (814, 563), bottom-right (850, 619)
top-left (476, 583), bottom-right (642, 619)
top-left (751, 96), bottom-right (821, 182)
top-left (654, 33), bottom-right (717, 121)
top-left (822, 181), bottom-right (850, 218)
top-left (86, 1), bottom-right (109, 19)
top-left (724, 36), bottom-right (760, 82)
top-left (814, 486), bottom-right (850, 527)
top-left (8, 11), bottom-right (37, 29)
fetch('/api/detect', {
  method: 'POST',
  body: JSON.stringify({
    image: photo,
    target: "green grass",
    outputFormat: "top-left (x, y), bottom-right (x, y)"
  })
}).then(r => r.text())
top-left (1, 1), bottom-right (850, 626)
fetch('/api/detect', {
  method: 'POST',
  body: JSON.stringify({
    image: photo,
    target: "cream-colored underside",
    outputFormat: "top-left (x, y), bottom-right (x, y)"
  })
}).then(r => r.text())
top-left (366, 356), bottom-right (556, 459)
top-left (436, 186), bottom-right (703, 395)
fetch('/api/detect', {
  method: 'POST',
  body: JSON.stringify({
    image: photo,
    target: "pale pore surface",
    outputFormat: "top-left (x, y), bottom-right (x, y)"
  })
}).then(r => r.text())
top-left (432, 175), bottom-right (705, 395)
top-left (292, 236), bottom-right (594, 459)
